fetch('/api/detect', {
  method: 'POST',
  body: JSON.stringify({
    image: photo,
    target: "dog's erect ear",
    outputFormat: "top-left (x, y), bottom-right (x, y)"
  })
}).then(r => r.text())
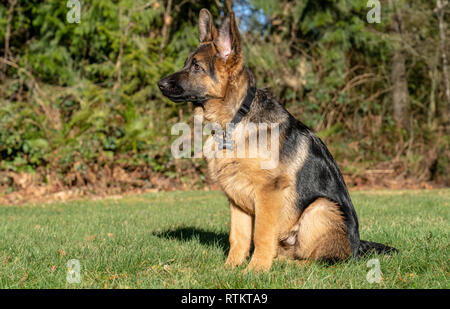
top-left (198, 9), bottom-right (217, 43)
top-left (216, 12), bottom-right (241, 61)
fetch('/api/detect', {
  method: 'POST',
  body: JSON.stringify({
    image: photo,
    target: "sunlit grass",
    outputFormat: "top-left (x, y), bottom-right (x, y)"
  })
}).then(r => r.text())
top-left (0, 189), bottom-right (448, 288)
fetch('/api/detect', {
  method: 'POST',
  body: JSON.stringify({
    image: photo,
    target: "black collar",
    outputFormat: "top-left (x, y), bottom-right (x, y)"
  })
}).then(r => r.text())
top-left (230, 86), bottom-right (256, 125)
top-left (214, 86), bottom-right (256, 150)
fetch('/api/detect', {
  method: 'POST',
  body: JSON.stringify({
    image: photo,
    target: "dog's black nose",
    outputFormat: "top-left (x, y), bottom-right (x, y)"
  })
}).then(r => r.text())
top-left (158, 78), bottom-right (169, 91)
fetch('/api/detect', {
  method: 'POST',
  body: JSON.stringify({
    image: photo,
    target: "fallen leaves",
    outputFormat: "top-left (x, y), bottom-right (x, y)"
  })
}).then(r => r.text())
top-left (136, 258), bottom-right (176, 278)
top-left (107, 273), bottom-right (128, 280)
top-left (3, 255), bottom-right (11, 264)
top-left (398, 273), bottom-right (417, 283)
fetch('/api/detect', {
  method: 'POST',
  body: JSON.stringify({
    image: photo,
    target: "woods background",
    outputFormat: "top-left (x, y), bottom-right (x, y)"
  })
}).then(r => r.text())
top-left (0, 0), bottom-right (449, 203)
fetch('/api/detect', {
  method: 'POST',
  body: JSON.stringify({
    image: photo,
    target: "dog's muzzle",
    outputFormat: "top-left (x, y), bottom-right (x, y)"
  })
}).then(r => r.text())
top-left (157, 77), bottom-right (203, 104)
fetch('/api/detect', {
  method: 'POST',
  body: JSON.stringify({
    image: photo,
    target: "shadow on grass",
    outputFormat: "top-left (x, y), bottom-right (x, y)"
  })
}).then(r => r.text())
top-left (153, 227), bottom-right (390, 267)
top-left (154, 227), bottom-right (229, 255)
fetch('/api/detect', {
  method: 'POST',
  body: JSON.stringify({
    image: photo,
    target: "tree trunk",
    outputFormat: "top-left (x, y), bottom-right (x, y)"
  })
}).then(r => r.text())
top-left (225, 0), bottom-right (234, 14)
top-left (436, 0), bottom-right (450, 132)
top-left (389, 0), bottom-right (411, 130)
top-left (1, 0), bottom-right (17, 80)
top-left (428, 53), bottom-right (438, 128)
top-left (159, 0), bottom-right (173, 60)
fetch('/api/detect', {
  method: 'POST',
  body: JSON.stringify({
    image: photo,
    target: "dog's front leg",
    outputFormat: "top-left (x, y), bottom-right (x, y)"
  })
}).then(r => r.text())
top-left (225, 202), bottom-right (253, 268)
top-left (246, 187), bottom-right (283, 272)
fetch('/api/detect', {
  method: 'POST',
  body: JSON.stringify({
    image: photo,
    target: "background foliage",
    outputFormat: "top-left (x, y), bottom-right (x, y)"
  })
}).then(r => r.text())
top-left (0, 0), bottom-right (449, 199)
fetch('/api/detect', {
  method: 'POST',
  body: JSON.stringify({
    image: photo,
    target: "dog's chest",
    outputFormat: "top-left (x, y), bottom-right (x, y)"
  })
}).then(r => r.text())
top-left (205, 147), bottom-right (257, 214)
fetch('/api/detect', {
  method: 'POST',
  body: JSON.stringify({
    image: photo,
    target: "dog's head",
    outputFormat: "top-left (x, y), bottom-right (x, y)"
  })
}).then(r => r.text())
top-left (157, 9), bottom-right (243, 105)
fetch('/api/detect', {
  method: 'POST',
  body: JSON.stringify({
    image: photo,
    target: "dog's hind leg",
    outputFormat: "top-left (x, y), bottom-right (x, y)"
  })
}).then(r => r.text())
top-left (295, 198), bottom-right (351, 262)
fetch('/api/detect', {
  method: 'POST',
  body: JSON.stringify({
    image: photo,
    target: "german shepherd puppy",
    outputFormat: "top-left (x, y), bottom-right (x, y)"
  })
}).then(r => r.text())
top-left (158, 9), bottom-right (396, 271)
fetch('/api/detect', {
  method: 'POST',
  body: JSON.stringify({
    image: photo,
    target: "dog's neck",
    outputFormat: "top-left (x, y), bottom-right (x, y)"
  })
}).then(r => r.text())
top-left (202, 67), bottom-right (255, 128)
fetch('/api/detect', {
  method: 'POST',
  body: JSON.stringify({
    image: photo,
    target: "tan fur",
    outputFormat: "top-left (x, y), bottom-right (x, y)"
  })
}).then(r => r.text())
top-left (247, 181), bottom-right (285, 270)
top-left (225, 201), bottom-right (253, 267)
top-left (203, 69), bottom-right (249, 127)
top-left (206, 126), bottom-right (303, 271)
top-left (205, 126), bottom-right (291, 270)
top-left (294, 198), bottom-right (351, 260)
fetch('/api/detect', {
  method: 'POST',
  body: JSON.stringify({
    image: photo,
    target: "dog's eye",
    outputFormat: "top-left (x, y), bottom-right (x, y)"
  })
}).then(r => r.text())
top-left (191, 59), bottom-right (203, 72)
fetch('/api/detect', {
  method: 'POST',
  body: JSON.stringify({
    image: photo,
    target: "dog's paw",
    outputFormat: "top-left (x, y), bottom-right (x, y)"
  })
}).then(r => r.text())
top-left (225, 252), bottom-right (246, 268)
top-left (245, 256), bottom-right (272, 272)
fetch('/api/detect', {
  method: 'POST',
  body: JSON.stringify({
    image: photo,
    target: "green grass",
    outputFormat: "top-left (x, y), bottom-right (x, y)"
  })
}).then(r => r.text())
top-left (0, 189), bottom-right (449, 289)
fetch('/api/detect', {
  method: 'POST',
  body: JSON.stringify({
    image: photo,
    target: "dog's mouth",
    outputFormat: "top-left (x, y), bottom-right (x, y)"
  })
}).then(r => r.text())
top-left (159, 87), bottom-right (185, 103)
top-left (158, 79), bottom-right (199, 104)
top-left (162, 92), bottom-right (209, 104)
top-left (159, 86), bottom-right (210, 105)
top-left (164, 93), bottom-right (189, 103)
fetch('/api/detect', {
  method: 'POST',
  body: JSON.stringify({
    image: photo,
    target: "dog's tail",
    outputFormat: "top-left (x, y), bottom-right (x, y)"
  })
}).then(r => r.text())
top-left (358, 240), bottom-right (398, 256)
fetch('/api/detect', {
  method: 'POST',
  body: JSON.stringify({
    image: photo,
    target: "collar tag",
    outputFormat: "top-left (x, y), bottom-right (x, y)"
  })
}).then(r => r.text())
top-left (213, 86), bottom-right (256, 151)
top-left (213, 130), bottom-right (234, 150)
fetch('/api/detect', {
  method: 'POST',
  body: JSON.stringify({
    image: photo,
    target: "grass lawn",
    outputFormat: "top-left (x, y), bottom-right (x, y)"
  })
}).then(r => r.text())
top-left (0, 189), bottom-right (448, 289)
